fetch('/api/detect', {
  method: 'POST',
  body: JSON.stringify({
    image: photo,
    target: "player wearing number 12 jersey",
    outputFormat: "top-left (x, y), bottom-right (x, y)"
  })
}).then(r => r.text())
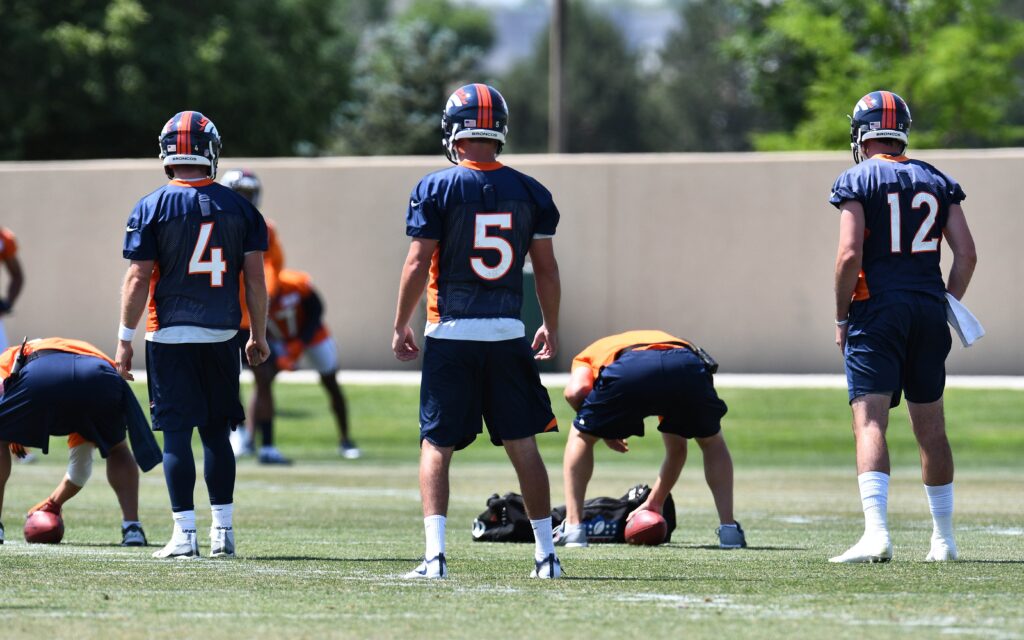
top-left (393, 84), bottom-right (563, 580)
top-left (116, 111), bottom-right (270, 559)
top-left (828, 91), bottom-right (976, 564)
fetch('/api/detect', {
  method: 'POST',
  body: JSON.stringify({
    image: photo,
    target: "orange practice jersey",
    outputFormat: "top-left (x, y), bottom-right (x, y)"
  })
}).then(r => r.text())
top-left (269, 269), bottom-right (329, 346)
top-left (0, 338), bottom-right (116, 449)
top-left (239, 219), bottom-right (285, 330)
top-left (571, 330), bottom-right (691, 378)
top-left (0, 228), bottom-right (17, 260)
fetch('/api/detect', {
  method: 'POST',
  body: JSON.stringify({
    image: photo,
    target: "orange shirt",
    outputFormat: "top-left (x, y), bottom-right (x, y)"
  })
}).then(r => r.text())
top-left (269, 269), bottom-right (329, 345)
top-left (571, 330), bottom-right (691, 378)
top-left (239, 219), bottom-right (284, 330)
top-left (0, 227), bottom-right (17, 260)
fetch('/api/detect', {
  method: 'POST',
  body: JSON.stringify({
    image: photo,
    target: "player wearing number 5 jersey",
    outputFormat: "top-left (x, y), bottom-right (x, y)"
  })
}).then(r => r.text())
top-left (829, 91), bottom-right (977, 564)
top-left (116, 111), bottom-right (270, 559)
top-left (393, 84), bottom-right (563, 580)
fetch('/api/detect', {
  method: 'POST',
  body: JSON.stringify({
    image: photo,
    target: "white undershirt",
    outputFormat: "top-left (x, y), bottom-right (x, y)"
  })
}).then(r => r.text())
top-left (146, 326), bottom-right (237, 344)
top-left (424, 318), bottom-right (525, 341)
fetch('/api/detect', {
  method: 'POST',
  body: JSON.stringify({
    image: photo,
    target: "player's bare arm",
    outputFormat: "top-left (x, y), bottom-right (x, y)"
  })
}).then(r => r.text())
top-left (942, 204), bottom-right (977, 300)
top-left (242, 251), bottom-right (270, 367)
top-left (392, 238), bottom-right (437, 361)
top-left (563, 366), bottom-right (594, 412)
top-left (115, 259), bottom-right (154, 380)
top-left (628, 433), bottom-right (687, 521)
top-left (528, 237), bottom-right (560, 360)
top-left (1, 255), bottom-right (23, 316)
top-left (834, 201), bottom-right (865, 351)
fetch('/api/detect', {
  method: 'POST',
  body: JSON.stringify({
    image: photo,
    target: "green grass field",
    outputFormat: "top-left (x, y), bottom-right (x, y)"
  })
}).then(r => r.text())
top-left (1, 384), bottom-right (1022, 639)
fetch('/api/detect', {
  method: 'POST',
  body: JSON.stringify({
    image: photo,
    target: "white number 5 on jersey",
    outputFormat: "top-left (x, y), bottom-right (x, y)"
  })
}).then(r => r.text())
top-left (471, 213), bottom-right (514, 280)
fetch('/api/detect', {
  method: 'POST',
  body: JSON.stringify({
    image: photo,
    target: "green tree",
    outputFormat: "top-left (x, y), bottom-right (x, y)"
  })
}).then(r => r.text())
top-left (499, 1), bottom-right (651, 153)
top-left (0, 0), bottom-right (356, 160)
top-left (648, 0), bottom-right (766, 151)
top-left (332, 0), bottom-right (494, 155)
top-left (733, 0), bottom-right (1024, 150)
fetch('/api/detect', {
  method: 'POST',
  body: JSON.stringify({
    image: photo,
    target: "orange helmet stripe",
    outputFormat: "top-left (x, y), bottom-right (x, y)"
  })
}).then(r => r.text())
top-left (474, 83), bottom-right (492, 129)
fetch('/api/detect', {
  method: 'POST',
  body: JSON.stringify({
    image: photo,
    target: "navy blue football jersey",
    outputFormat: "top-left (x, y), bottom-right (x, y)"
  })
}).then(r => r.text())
top-left (830, 154), bottom-right (965, 299)
top-left (123, 179), bottom-right (269, 331)
top-left (405, 160), bottom-right (560, 322)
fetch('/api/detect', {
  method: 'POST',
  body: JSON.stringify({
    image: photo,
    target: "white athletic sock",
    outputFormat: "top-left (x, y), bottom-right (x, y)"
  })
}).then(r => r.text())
top-left (211, 503), bottom-right (234, 530)
top-left (924, 483), bottom-right (954, 541)
top-left (531, 517), bottom-right (556, 562)
top-left (424, 515), bottom-right (446, 559)
top-left (857, 471), bottom-right (890, 537)
top-left (172, 510), bottom-right (196, 536)
top-left (122, 520), bottom-right (141, 529)
top-left (562, 521), bottom-right (582, 534)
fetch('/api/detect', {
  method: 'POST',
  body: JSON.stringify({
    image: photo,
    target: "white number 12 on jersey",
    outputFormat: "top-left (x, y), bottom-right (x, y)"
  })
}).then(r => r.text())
top-left (189, 222), bottom-right (227, 287)
top-left (887, 191), bottom-right (940, 254)
top-left (471, 213), bottom-right (514, 280)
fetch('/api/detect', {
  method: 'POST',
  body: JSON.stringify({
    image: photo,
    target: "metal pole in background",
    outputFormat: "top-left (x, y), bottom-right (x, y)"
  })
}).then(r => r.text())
top-left (548, 0), bottom-right (567, 153)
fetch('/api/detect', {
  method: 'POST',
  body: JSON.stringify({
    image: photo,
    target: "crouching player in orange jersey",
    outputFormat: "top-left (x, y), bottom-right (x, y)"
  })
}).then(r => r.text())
top-left (258, 269), bottom-right (358, 459)
top-left (0, 338), bottom-right (161, 545)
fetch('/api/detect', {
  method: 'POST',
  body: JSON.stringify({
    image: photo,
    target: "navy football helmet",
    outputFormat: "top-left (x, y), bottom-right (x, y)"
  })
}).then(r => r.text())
top-left (441, 84), bottom-right (509, 164)
top-left (158, 111), bottom-right (222, 178)
top-left (220, 168), bottom-right (262, 207)
top-left (849, 91), bottom-right (912, 164)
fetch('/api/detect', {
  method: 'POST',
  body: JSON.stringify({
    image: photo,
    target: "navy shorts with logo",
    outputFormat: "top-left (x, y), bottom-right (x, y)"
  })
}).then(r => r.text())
top-left (845, 290), bottom-right (951, 407)
top-left (574, 348), bottom-right (727, 440)
top-left (146, 339), bottom-right (244, 432)
top-left (419, 336), bottom-right (557, 450)
top-left (0, 351), bottom-right (129, 456)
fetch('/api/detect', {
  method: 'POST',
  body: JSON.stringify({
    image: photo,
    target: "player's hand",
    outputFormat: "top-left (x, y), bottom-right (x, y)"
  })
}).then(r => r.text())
top-left (626, 500), bottom-right (662, 523)
top-left (532, 325), bottom-right (558, 360)
top-left (835, 323), bottom-right (849, 353)
top-left (28, 498), bottom-right (61, 516)
top-left (246, 334), bottom-right (271, 367)
top-left (114, 340), bottom-right (134, 381)
top-left (393, 326), bottom-right (420, 361)
top-left (603, 438), bottom-right (629, 453)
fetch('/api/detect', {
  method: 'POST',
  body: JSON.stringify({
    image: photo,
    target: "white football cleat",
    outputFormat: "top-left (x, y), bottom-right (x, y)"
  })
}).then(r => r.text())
top-left (152, 529), bottom-right (199, 559)
top-left (339, 441), bottom-right (361, 460)
top-left (403, 554), bottom-right (447, 579)
top-left (829, 534), bottom-right (893, 564)
top-left (530, 553), bottom-right (563, 579)
top-left (210, 526), bottom-right (236, 558)
top-left (925, 538), bottom-right (958, 562)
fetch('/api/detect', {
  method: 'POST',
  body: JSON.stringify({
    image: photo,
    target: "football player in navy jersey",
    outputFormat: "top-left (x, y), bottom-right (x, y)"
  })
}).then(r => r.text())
top-left (115, 111), bottom-right (270, 559)
top-left (393, 84), bottom-right (563, 579)
top-left (829, 91), bottom-right (977, 564)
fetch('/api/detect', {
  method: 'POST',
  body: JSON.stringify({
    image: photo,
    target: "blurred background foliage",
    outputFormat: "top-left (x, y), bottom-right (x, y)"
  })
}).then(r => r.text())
top-left (1, 0), bottom-right (1022, 159)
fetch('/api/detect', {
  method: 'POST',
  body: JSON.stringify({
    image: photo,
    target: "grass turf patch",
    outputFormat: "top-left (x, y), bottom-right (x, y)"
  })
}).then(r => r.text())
top-left (0, 384), bottom-right (1021, 639)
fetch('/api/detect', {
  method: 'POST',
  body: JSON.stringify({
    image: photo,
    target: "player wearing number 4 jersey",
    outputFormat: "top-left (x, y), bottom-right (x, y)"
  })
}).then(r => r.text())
top-left (393, 83), bottom-right (563, 579)
top-left (829, 91), bottom-right (977, 564)
top-left (116, 111), bottom-right (270, 559)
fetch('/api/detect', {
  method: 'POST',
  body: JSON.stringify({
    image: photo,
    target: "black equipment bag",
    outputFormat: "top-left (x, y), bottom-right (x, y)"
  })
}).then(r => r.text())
top-left (471, 484), bottom-right (676, 544)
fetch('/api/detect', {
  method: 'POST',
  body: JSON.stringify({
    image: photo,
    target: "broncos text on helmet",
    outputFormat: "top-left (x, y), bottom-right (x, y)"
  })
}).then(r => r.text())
top-left (220, 168), bottom-right (262, 207)
top-left (441, 84), bottom-right (509, 164)
top-left (849, 90), bottom-right (912, 164)
top-left (158, 111), bottom-right (222, 179)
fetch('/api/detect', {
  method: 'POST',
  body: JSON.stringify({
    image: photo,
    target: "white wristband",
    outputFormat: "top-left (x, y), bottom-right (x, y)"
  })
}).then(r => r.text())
top-left (118, 324), bottom-right (136, 341)
top-left (835, 318), bottom-right (849, 326)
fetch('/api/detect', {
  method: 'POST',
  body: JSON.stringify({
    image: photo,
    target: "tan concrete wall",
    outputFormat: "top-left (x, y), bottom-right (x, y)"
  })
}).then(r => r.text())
top-left (0, 150), bottom-right (1019, 374)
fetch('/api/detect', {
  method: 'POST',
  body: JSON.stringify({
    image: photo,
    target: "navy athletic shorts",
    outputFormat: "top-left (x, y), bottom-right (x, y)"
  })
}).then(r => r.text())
top-left (574, 348), bottom-right (727, 440)
top-left (0, 351), bottom-right (129, 456)
top-left (419, 336), bottom-right (557, 450)
top-left (845, 290), bottom-right (951, 407)
top-left (146, 339), bottom-right (244, 432)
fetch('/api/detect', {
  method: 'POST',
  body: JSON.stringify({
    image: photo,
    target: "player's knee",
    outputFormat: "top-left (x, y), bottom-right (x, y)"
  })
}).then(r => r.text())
top-left (66, 443), bottom-right (95, 487)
